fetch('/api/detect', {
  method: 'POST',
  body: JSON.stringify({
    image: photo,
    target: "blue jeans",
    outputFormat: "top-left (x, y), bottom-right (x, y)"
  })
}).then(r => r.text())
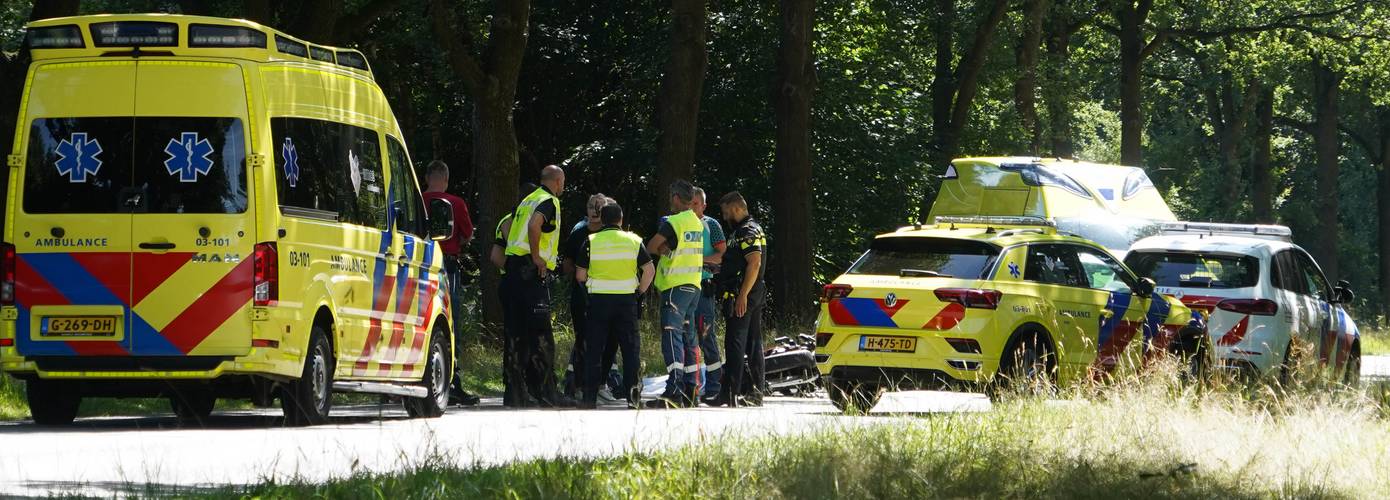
top-left (696, 293), bottom-right (722, 397)
top-left (660, 285), bottom-right (701, 393)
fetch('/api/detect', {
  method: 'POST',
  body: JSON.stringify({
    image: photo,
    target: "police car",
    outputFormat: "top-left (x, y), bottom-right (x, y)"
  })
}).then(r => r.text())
top-left (814, 216), bottom-right (1207, 413)
top-left (2, 15), bottom-right (456, 425)
top-left (1126, 223), bottom-right (1361, 384)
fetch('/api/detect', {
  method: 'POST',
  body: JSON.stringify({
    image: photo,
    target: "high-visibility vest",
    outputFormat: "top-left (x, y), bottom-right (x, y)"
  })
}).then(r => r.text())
top-left (586, 229), bottom-right (643, 294)
top-left (655, 209), bottom-right (704, 291)
top-left (505, 187), bottom-right (561, 270)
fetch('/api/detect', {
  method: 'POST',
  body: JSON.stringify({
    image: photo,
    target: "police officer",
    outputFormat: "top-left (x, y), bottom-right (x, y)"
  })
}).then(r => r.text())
top-left (491, 183), bottom-right (532, 406)
top-left (575, 202), bottom-right (654, 409)
top-left (645, 180), bottom-right (705, 408)
top-left (501, 166), bottom-right (576, 408)
top-left (561, 194), bottom-right (615, 398)
top-left (690, 187), bottom-right (727, 404)
top-left (707, 191), bottom-right (768, 407)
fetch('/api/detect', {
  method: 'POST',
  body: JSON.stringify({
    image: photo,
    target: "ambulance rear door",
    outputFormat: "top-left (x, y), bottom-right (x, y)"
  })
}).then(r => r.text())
top-left (126, 60), bottom-right (254, 357)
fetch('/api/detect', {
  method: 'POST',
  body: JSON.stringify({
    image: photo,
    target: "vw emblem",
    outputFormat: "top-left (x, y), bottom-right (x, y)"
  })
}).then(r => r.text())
top-left (885, 293), bottom-right (898, 307)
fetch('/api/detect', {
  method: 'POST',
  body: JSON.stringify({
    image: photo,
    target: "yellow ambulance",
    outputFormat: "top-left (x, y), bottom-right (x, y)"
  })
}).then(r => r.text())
top-left (929, 157), bottom-right (1177, 255)
top-left (1, 14), bottom-right (458, 425)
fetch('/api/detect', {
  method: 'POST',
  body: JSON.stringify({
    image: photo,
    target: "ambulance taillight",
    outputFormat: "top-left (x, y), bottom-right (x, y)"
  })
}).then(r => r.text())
top-left (253, 242), bottom-right (279, 306)
top-left (0, 243), bottom-right (13, 305)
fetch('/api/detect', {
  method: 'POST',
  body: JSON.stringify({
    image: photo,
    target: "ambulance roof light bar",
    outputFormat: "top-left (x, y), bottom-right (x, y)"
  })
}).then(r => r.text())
top-left (1160, 222), bottom-right (1292, 242)
top-left (934, 216), bottom-right (1056, 228)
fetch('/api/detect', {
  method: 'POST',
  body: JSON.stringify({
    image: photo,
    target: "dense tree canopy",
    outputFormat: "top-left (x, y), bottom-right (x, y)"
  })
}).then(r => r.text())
top-left (3, 0), bottom-right (1390, 327)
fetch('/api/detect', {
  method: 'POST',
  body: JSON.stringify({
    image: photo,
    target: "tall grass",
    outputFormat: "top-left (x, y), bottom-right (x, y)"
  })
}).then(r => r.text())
top-left (198, 362), bottom-right (1390, 499)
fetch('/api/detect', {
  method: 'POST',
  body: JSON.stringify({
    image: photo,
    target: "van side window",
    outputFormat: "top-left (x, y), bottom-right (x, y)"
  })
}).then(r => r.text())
top-left (386, 137), bottom-right (423, 237)
top-left (1024, 244), bottom-right (1087, 288)
top-left (272, 117), bottom-right (386, 229)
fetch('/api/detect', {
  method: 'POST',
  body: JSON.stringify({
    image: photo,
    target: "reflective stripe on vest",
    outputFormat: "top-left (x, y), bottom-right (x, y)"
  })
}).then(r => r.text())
top-left (504, 188), bottom-right (561, 270)
top-left (655, 209), bottom-right (704, 291)
top-left (586, 229), bottom-right (643, 294)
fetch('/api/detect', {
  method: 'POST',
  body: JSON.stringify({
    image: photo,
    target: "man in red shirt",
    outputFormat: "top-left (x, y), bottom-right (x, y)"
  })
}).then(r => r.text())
top-left (421, 160), bottom-right (479, 406)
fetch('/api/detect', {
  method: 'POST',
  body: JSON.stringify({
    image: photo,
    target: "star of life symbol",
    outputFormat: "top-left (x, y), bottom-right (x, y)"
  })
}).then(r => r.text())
top-left (163, 132), bottom-right (215, 182)
top-left (1008, 262), bottom-right (1021, 279)
top-left (282, 137), bottom-right (300, 188)
top-left (54, 132), bottom-right (103, 183)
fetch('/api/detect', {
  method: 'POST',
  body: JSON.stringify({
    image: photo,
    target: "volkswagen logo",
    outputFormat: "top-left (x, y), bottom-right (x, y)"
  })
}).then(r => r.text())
top-left (885, 293), bottom-right (898, 307)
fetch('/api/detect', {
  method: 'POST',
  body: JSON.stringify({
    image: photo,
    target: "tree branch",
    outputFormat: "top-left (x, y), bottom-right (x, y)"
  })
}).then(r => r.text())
top-left (427, 0), bottom-right (487, 97)
top-left (1341, 123), bottom-right (1382, 163)
top-left (336, 0), bottom-right (409, 42)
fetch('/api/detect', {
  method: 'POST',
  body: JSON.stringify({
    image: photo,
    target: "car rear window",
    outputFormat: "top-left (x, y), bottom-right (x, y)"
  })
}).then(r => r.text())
top-left (847, 237), bottom-right (999, 279)
top-left (1124, 251), bottom-right (1259, 289)
top-left (24, 117), bottom-right (248, 214)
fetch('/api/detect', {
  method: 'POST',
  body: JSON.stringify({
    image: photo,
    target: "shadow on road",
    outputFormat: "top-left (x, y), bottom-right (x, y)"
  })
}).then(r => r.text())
top-left (0, 405), bottom-right (417, 433)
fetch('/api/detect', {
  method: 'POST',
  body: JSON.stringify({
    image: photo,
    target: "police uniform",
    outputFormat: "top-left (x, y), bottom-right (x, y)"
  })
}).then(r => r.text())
top-left (717, 215), bottom-right (768, 406)
top-left (560, 220), bottom-right (594, 396)
top-left (653, 209), bottom-right (705, 405)
top-left (576, 226), bottom-right (651, 406)
top-left (696, 215), bottom-right (726, 398)
top-left (501, 186), bottom-right (563, 406)
top-left (492, 213), bottom-right (517, 404)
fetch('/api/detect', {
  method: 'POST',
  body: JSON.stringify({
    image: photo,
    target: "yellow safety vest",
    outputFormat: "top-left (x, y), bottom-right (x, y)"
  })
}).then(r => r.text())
top-left (655, 209), bottom-right (704, 291)
top-left (585, 229), bottom-right (643, 294)
top-left (505, 187), bottom-right (561, 270)
top-left (494, 213), bottom-right (513, 275)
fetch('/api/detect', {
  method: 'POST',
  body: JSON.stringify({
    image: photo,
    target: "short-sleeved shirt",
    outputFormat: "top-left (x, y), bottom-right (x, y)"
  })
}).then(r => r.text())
top-left (576, 226), bottom-right (653, 270)
top-left (656, 216), bottom-right (677, 245)
top-left (421, 191), bottom-right (474, 256)
top-left (563, 220), bottom-right (595, 269)
top-left (702, 215), bottom-right (726, 279)
top-left (719, 216), bottom-right (766, 285)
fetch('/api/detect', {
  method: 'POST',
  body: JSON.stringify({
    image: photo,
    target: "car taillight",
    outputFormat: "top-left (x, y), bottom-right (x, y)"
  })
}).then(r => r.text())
top-left (253, 242), bottom-right (278, 306)
top-left (934, 288), bottom-right (1002, 309)
top-left (1, 243), bottom-right (15, 306)
top-left (1217, 298), bottom-right (1277, 316)
top-left (821, 284), bottom-right (852, 302)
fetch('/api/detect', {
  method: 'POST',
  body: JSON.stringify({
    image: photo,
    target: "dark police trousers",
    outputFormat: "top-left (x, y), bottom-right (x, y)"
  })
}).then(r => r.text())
top-left (562, 285), bottom-right (588, 394)
top-left (722, 283), bottom-right (767, 397)
top-left (500, 259), bottom-right (558, 404)
top-left (582, 293), bottom-right (641, 404)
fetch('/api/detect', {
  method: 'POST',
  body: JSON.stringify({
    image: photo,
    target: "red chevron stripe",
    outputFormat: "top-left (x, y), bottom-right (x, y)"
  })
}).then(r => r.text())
top-left (131, 253), bottom-right (196, 305)
top-left (69, 253), bottom-right (131, 305)
top-left (1091, 319), bottom-right (1142, 376)
top-left (354, 275), bottom-right (397, 375)
top-left (403, 281), bottom-right (439, 373)
top-left (922, 303), bottom-right (966, 330)
top-left (377, 277), bottom-right (419, 376)
top-left (159, 258), bottom-right (254, 353)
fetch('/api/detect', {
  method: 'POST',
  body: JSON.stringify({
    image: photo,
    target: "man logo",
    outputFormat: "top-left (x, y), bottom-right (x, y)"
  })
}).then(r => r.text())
top-left (885, 292), bottom-right (897, 308)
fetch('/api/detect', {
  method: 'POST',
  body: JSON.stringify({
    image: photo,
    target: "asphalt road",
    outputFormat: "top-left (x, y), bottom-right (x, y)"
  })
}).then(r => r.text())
top-left (2, 356), bottom-right (1386, 497)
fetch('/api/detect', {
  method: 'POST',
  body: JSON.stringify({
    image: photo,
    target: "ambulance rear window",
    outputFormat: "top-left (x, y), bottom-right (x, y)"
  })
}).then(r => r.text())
top-left (847, 237), bottom-right (999, 279)
top-left (1124, 251), bottom-right (1259, 289)
top-left (23, 117), bottom-right (248, 214)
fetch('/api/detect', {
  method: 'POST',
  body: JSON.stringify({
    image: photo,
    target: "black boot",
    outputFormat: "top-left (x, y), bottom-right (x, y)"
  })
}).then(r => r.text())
top-left (682, 386), bottom-right (699, 408)
top-left (701, 391), bottom-right (734, 408)
top-left (644, 388), bottom-right (683, 409)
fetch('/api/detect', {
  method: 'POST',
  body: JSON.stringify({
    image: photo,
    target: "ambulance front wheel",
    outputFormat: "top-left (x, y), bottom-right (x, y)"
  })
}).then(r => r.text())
top-left (282, 328), bottom-right (335, 426)
top-left (26, 379), bottom-right (81, 426)
top-left (405, 328), bottom-right (451, 418)
top-left (169, 389), bottom-right (216, 421)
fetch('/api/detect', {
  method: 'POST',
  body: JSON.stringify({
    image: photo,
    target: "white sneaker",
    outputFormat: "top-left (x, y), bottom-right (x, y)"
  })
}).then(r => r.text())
top-left (597, 387), bottom-right (618, 403)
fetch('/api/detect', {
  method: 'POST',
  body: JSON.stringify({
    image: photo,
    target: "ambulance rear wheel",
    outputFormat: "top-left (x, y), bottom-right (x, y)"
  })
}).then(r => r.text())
top-left (405, 330), bottom-right (450, 418)
top-left (282, 329), bottom-right (334, 426)
top-left (169, 390), bottom-right (216, 421)
top-left (828, 379), bottom-right (880, 415)
top-left (26, 379), bottom-right (81, 426)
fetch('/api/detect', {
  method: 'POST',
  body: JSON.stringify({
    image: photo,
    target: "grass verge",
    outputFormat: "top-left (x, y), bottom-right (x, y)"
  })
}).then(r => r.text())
top-left (196, 369), bottom-right (1390, 499)
top-left (1361, 327), bottom-right (1390, 356)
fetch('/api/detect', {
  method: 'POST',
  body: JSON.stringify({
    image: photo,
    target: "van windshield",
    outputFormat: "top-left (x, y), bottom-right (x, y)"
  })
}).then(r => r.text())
top-left (847, 237), bottom-right (1000, 279)
top-left (25, 117), bottom-right (247, 214)
top-left (1124, 251), bottom-right (1259, 289)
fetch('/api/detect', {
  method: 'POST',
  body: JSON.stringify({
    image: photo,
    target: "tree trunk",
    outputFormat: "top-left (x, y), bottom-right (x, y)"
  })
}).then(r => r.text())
top-left (772, 0), bottom-right (816, 324)
top-left (923, 0), bottom-right (1008, 220)
top-left (1377, 108), bottom-right (1390, 317)
top-left (1115, 0), bottom-right (1150, 166)
top-left (243, 0), bottom-right (274, 25)
top-left (925, 0), bottom-right (955, 222)
top-left (1312, 60), bottom-right (1341, 281)
top-left (655, 0), bottom-right (708, 213)
top-left (1251, 81), bottom-right (1275, 223)
top-left (428, 0), bottom-right (532, 328)
top-left (1014, 0), bottom-right (1050, 155)
top-left (1042, 17), bottom-right (1074, 158)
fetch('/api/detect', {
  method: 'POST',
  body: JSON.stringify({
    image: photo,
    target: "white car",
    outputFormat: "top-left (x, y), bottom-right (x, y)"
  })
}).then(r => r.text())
top-left (1125, 223), bottom-right (1361, 383)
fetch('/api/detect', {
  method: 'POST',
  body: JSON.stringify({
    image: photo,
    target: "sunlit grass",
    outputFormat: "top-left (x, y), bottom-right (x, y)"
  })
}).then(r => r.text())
top-left (1361, 327), bottom-right (1390, 356)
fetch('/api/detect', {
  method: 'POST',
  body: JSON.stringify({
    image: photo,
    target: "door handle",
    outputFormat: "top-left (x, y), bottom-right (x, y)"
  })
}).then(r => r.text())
top-left (139, 242), bottom-right (176, 250)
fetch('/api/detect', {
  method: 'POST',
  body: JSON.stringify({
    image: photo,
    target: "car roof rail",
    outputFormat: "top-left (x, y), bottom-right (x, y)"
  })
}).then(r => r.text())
top-left (1160, 221), bottom-right (1292, 242)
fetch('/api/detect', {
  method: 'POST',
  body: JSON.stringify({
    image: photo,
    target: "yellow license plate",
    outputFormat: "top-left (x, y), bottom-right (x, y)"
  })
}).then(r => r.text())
top-left (859, 335), bottom-right (917, 353)
top-left (43, 316), bottom-right (119, 337)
